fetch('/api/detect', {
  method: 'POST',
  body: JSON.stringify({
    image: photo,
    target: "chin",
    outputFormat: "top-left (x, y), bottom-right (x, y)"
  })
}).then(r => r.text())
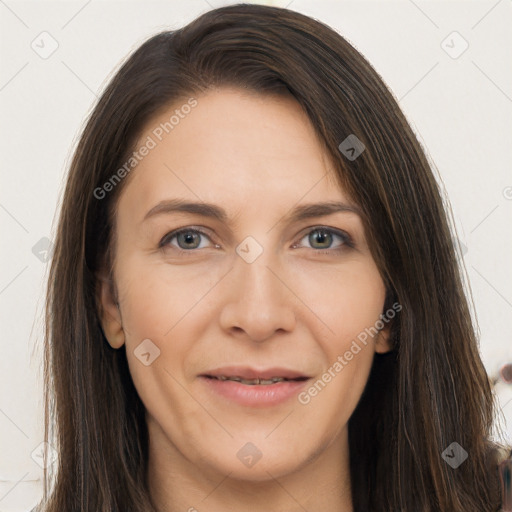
top-left (199, 445), bottom-right (309, 482)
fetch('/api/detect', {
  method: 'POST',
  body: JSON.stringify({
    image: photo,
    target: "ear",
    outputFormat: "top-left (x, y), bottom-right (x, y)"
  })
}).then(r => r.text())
top-left (96, 270), bottom-right (125, 349)
top-left (374, 320), bottom-right (394, 354)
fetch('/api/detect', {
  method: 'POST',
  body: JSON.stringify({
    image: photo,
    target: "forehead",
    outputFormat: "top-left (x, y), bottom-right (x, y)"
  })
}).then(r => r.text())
top-left (117, 88), bottom-right (348, 220)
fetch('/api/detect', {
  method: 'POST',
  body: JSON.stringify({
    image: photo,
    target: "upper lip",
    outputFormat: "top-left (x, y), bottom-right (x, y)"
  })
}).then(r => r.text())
top-left (200, 366), bottom-right (311, 380)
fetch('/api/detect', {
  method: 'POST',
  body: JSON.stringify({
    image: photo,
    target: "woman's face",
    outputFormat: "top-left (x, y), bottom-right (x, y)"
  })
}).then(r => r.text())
top-left (99, 87), bottom-right (391, 483)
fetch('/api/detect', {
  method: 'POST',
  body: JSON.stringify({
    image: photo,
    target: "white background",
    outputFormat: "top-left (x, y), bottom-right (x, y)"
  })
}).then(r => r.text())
top-left (0, 1), bottom-right (511, 510)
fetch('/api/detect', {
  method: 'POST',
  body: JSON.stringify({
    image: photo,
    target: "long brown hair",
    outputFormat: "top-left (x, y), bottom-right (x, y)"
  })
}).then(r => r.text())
top-left (36, 4), bottom-right (509, 511)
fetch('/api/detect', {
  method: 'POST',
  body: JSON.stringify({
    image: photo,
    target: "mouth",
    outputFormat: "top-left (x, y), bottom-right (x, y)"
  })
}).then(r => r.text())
top-left (201, 375), bottom-right (310, 386)
top-left (198, 366), bottom-right (311, 407)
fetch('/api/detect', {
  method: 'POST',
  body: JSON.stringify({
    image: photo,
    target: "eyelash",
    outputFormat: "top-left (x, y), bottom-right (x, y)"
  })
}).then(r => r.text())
top-left (158, 225), bottom-right (354, 256)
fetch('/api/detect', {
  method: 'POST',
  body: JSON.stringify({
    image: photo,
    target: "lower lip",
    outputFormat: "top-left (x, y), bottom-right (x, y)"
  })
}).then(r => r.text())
top-left (199, 376), bottom-right (310, 407)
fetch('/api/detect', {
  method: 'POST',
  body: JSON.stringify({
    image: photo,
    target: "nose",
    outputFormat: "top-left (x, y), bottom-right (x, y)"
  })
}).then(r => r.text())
top-left (218, 243), bottom-right (296, 343)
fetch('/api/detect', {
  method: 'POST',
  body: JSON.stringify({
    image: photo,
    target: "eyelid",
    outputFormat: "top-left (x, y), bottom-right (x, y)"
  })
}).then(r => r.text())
top-left (158, 226), bottom-right (216, 249)
top-left (293, 225), bottom-right (354, 250)
top-left (159, 224), bottom-right (354, 252)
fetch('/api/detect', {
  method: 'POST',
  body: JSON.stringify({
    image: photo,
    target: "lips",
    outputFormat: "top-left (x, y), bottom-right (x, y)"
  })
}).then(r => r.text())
top-left (198, 366), bottom-right (312, 407)
top-left (205, 375), bottom-right (307, 385)
top-left (200, 366), bottom-right (310, 385)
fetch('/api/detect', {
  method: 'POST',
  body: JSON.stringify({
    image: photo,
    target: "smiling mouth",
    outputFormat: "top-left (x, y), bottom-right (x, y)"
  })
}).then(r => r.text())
top-left (202, 375), bottom-right (309, 386)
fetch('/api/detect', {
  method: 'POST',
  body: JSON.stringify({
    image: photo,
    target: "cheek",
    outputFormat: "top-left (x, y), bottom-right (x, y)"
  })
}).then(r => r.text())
top-left (116, 246), bottom-right (385, 422)
top-left (298, 346), bottom-right (374, 437)
top-left (293, 260), bottom-right (385, 419)
top-left (117, 263), bottom-right (199, 426)
top-left (115, 252), bottom-right (222, 342)
top-left (294, 258), bottom-right (386, 342)
top-left (113, 254), bottom-right (217, 402)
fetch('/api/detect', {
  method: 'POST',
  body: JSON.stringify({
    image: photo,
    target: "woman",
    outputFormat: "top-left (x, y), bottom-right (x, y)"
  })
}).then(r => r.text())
top-left (34, 3), bottom-right (511, 511)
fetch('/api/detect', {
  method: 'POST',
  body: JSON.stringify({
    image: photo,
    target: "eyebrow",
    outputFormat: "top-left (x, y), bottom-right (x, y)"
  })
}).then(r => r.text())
top-left (143, 198), bottom-right (362, 225)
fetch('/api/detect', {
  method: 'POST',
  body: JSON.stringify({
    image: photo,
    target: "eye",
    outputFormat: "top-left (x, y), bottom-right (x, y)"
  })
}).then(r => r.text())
top-left (159, 226), bottom-right (354, 255)
top-left (159, 227), bottom-right (216, 252)
top-left (293, 226), bottom-right (354, 254)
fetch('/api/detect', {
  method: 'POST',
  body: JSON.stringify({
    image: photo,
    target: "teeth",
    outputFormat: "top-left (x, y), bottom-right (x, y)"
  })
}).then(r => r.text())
top-left (215, 376), bottom-right (288, 385)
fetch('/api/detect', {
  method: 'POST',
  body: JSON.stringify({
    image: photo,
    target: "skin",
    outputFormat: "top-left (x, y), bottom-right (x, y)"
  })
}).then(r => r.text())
top-left (98, 88), bottom-right (392, 512)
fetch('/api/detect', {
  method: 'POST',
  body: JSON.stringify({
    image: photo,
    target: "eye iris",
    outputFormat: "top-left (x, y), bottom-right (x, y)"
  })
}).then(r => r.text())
top-left (310, 229), bottom-right (332, 249)
top-left (178, 231), bottom-right (201, 249)
top-left (170, 229), bottom-right (340, 251)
